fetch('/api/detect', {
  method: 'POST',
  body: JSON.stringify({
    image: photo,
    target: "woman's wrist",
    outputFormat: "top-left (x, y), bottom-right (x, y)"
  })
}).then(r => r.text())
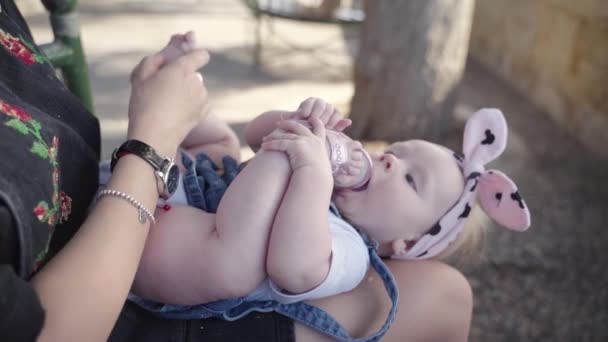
top-left (126, 129), bottom-right (179, 159)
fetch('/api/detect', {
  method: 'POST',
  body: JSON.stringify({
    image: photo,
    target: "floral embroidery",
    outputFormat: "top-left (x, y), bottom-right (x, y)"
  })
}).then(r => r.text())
top-left (0, 28), bottom-right (46, 65)
top-left (59, 191), bottom-right (72, 223)
top-left (0, 99), bottom-right (72, 270)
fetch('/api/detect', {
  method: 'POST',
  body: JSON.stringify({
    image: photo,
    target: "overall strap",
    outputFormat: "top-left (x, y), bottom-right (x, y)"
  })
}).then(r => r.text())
top-left (275, 246), bottom-right (400, 342)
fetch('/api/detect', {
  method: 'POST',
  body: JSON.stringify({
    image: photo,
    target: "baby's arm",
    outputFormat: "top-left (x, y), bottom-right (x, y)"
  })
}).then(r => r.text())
top-left (261, 118), bottom-right (335, 294)
top-left (245, 110), bottom-right (293, 151)
top-left (268, 216), bottom-right (370, 303)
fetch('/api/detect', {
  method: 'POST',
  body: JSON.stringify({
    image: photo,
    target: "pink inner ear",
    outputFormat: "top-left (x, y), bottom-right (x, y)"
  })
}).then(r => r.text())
top-left (478, 170), bottom-right (531, 231)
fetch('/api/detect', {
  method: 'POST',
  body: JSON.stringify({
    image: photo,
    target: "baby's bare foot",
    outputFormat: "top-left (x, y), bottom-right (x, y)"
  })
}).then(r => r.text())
top-left (160, 31), bottom-right (196, 63)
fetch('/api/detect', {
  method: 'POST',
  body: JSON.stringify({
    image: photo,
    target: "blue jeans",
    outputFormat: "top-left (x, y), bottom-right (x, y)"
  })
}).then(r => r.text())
top-left (180, 151), bottom-right (243, 213)
top-left (129, 153), bottom-right (400, 342)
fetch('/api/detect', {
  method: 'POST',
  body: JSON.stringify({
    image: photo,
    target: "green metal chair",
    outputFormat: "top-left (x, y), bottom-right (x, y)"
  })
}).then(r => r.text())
top-left (39, 0), bottom-right (93, 113)
top-left (241, 0), bottom-right (364, 67)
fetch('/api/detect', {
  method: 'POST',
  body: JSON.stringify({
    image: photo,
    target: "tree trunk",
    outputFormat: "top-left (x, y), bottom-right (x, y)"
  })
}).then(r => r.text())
top-left (348, 0), bottom-right (475, 142)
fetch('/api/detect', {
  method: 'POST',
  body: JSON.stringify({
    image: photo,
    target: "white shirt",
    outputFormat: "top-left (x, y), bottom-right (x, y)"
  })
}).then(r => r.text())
top-left (244, 209), bottom-right (370, 304)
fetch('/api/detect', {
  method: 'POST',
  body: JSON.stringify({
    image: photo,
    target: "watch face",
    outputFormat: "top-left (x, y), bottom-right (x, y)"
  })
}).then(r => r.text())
top-left (166, 164), bottom-right (180, 195)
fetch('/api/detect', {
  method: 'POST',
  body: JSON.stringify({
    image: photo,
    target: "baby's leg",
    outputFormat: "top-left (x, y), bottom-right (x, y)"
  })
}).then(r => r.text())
top-left (133, 149), bottom-right (292, 305)
top-left (157, 32), bottom-right (238, 166)
top-left (178, 107), bottom-right (294, 292)
top-left (213, 149), bottom-right (291, 285)
top-left (179, 113), bottom-right (241, 167)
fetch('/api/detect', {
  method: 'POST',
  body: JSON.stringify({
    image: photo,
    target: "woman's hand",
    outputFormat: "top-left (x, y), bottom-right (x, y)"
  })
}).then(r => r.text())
top-left (294, 97), bottom-right (352, 132)
top-left (127, 48), bottom-right (210, 157)
top-left (261, 117), bottom-right (333, 183)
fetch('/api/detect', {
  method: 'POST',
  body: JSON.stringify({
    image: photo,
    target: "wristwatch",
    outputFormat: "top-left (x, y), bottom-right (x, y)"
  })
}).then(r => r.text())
top-left (110, 139), bottom-right (180, 200)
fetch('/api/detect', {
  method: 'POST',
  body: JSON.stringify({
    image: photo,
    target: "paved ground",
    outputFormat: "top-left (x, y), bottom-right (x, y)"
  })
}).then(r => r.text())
top-left (22, 0), bottom-right (608, 341)
top-left (457, 61), bottom-right (608, 342)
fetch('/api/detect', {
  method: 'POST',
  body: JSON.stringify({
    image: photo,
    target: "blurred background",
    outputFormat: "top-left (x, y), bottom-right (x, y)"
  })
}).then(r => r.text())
top-left (18, 0), bottom-right (608, 341)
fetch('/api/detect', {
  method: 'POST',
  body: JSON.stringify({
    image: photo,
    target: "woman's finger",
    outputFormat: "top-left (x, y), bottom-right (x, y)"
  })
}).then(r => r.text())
top-left (172, 48), bottom-right (210, 73)
top-left (131, 52), bottom-right (165, 83)
top-left (184, 71), bottom-right (207, 102)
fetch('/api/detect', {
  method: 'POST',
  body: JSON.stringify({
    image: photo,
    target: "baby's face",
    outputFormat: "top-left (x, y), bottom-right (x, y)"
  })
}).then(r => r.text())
top-left (333, 140), bottom-right (464, 243)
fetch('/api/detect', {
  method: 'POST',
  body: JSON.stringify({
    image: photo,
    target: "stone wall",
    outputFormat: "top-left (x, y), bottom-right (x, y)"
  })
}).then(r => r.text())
top-left (469, 0), bottom-right (608, 156)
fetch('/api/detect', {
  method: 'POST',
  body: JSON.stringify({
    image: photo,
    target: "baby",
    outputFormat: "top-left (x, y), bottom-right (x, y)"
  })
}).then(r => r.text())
top-left (110, 33), bottom-right (531, 340)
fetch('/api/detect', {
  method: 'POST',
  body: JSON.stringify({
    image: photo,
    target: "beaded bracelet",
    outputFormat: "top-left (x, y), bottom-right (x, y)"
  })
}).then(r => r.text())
top-left (96, 189), bottom-right (156, 225)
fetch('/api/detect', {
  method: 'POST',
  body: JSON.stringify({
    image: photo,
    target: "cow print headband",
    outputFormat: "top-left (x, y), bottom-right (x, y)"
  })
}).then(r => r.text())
top-left (393, 108), bottom-right (531, 260)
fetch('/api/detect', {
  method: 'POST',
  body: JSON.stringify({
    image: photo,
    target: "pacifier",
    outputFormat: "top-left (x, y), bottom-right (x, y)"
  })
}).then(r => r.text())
top-left (325, 130), bottom-right (373, 190)
top-left (289, 119), bottom-right (372, 189)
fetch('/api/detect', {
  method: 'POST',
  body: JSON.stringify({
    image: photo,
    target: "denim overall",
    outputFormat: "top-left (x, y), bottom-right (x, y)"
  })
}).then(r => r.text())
top-left (129, 152), bottom-right (400, 342)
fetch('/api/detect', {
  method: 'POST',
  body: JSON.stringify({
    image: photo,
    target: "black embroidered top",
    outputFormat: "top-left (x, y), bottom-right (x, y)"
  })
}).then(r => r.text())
top-left (0, 1), bottom-right (100, 340)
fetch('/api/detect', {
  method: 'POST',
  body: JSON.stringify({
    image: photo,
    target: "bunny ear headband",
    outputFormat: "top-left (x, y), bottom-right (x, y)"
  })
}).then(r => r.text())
top-left (394, 108), bottom-right (531, 260)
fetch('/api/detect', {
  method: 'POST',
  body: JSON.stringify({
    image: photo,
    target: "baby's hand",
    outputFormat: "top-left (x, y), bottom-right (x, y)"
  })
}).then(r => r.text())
top-left (294, 97), bottom-right (352, 132)
top-left (333, 141), bottom-right (369, 187)
top-left (160, 31), bottom-right (197, 63)
top-left (261, 117), bottom-right (333, 182)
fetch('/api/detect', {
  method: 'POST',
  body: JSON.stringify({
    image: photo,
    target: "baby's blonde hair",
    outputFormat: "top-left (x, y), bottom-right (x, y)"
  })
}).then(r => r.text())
top-left (434, 201), bottom-right (489, 266)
